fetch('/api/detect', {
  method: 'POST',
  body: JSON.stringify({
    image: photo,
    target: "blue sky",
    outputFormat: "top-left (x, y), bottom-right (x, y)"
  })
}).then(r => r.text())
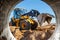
top-left (9, 0), bottom-right (56, 23)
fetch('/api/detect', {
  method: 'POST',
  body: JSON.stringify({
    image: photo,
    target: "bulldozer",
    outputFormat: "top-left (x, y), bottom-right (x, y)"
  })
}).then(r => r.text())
top-left (10, 15), bottom-right (38, 30)
top-left (10, 8), bottom-right (38, 30)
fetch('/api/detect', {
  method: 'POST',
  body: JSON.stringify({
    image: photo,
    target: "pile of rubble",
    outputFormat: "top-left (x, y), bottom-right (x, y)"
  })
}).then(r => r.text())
top-left (10, 24), bottom-right (55, 40)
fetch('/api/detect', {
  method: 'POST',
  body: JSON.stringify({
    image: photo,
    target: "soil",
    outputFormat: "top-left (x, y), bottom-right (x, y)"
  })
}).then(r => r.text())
top-left (10, 25), bottom-right (55, 40)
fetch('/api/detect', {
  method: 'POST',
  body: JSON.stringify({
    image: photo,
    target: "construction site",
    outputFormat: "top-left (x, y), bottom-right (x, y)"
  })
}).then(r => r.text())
top-left (9, 8), bottom-right (56, 40)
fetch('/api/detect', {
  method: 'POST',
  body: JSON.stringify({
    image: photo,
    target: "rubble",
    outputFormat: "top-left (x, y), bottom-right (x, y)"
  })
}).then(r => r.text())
top-left (10, 24), bottom-right (55, 40)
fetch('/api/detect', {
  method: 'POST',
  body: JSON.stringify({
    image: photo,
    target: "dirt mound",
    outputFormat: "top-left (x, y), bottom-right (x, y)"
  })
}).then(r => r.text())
top-left (10, 25), bottom-right (55, 40)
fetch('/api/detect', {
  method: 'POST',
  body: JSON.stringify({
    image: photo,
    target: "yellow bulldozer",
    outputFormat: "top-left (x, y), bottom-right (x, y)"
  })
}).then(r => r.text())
top-left (10, 15), bottom-right (38, 30)
top-left (9, 8), bottom-right (40, 30)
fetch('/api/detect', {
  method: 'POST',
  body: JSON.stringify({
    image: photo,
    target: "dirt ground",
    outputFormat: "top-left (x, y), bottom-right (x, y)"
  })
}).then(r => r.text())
top-left (10, 25), bottom-right (55, 40)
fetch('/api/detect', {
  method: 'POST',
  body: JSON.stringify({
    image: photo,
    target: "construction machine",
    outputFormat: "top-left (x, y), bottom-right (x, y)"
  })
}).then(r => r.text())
top-left (10, 8), bottom-right (38, 30)
top-left (10, 8), bottom-right (54, 30)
